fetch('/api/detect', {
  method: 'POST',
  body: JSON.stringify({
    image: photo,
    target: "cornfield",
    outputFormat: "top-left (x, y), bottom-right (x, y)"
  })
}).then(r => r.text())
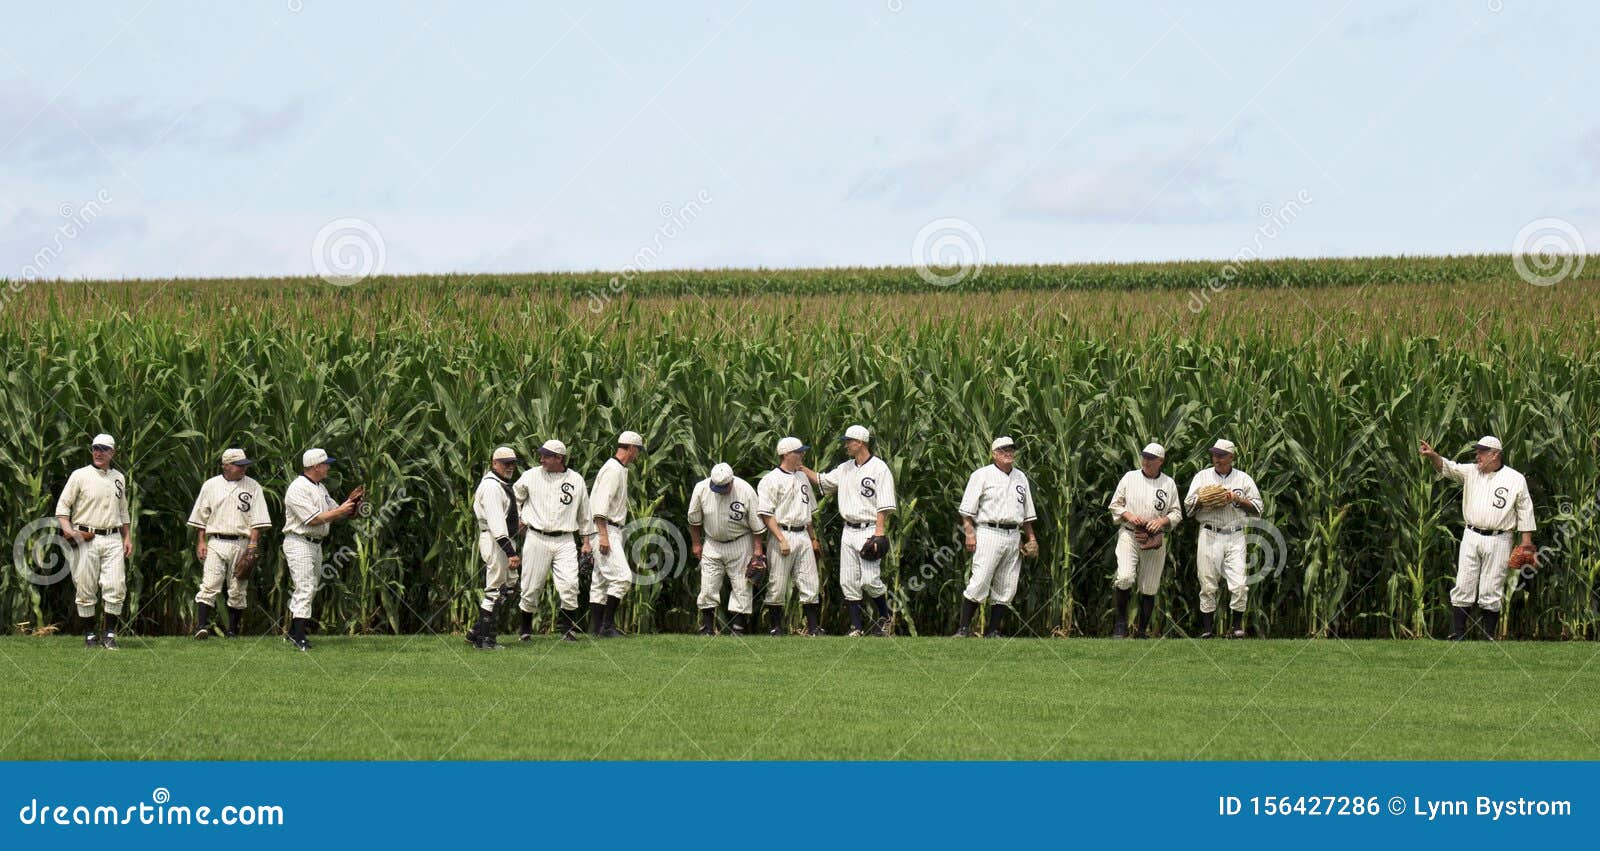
top-left (2, 258), bottom-right (1597, 639)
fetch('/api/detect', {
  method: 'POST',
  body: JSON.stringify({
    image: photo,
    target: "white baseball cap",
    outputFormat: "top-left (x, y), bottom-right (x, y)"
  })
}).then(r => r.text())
top-left (492, 446), bottom-right (518, 462)
top-left (776, 436), bottom-right (808, 456)
top-left (1209, 439), bottom-right (1236, 456)
top-left (838, 424), bottom-right (871, 443)
top-left (991, 436), bottom-right (1017, 452)
top-left (91, 433), bottom-right (115, 449)
top-left (709, 462), bottom-right (734, 487)
top-left (302, 448), bottom-right (333, 467)
top-left (221, 448), bottom-right (252, 466)
top-left (1141, 443), bottom-right (1166, 459)
top-left (539, 439), bottom-right (569, 457)
top-left (1474, 436), bottom-right (1503, 451)
top-left (618, 430), bottom-right (645, 449)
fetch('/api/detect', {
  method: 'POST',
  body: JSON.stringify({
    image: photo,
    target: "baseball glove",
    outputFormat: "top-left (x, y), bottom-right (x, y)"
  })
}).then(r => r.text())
top-left (1509, 543), bottom-right (1538, 572)
top-left (1133, 529), bottom-right (1165, 550)
top-left (1196, 484), bottom-right (1233, 510)
top-left (859, 534), bottom-right (890, 561)
top-left (232, 544), bottom-right (260, 581)
top-left (745, 553), bottom-right (769, 582)
top-left (577, 549), bottom-right (595, 579)
top-left (1020, 538), bottom-right (1040, 559)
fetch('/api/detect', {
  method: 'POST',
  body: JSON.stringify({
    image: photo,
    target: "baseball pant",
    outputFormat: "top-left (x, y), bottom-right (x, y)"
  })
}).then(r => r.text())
top-left (521, 532), bottom-right (580, 613)
top-left (1451, 528), bottom-right (1513, 612)
top-left (477, 531), bottom-right (516, 613)
top-left (587, 529), bottom-right (633, 602)
top-left (963, 526), bottom-right (1021, 606)
top-left (71, 533), bottom-right (126, 617)
top-left (697, 535), bottom-right (755, 614)
top-left (1113, 528), bottom-right (1166, 595)
top-left (195, 537), bottom-right (249, 609)
top-left (765, 529), bottom-right (820, 606)
top-left (838, 525), bottom-right (887, 601)
top-left (1197, 528), bottom-right (1247, 614)
top-left (283, 535), bottom-right (321, 620)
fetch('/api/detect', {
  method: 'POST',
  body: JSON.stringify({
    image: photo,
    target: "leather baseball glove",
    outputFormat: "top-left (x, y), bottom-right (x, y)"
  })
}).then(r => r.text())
top-left (1196, 484), bottom-right (1233, 509)
top-left (859, 534), bottom-right (890, 561)
top-left (577, 549), bottom-right (595, 579)
top-left (1509, 543), bottom-right (1538, 571)
top-left (1020, 538), bottom-right (1040, 559)
top-left (744, 553), bottom-right (769, 582)
top-left (1133, 529), bottom-right (1165, 550)
top-left (232, 543), bottom-right (260, 581)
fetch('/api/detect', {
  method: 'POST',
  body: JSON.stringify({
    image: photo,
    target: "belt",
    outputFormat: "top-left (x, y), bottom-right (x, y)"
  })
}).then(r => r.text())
top-left (285, 532), bottom-right (325, 542)
top-left (779, 524), bottom-right (808, 533)
top-left (74, 524), bottom-right (118, 535)
top-left (531, 528), bottom-right (573, 537)
top-left (1466, 525), bottom-right (1511, 536)
top-left (207, 533), bottom-right (247, 541)
top-left (980, 521), bottom-right (1020, 530)
top-left (711, 535), bottom-right (749, 543)
top-left (1202, 524), bottom-right (1241, 534)
top-left (844, 521), bottom-right (874, 529)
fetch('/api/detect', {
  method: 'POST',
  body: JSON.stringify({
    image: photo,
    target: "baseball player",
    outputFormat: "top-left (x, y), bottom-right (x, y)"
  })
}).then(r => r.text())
top-left (1107, 443), bottom-right (1183, 638)
top-left (281, 448), bottom-right (364, 651)
top-left (955, 437), bottom-right (1039, 638)
top-left (1183, 439), bottom-right (1263, 639)
top-left (757, 437), bottom-right (824, 636)
top-left (187, 448), bottom-right (271, 639)
top-left (466, 446), bottom-right (522, 649)
top-left (1419, 435), bottom-right (1537, 640)
top-left (512, 439), bottom-right (595, 641)
top-left (54, 433), bottom-right (133, 650)
top-left (588, 430), bottom-right (645, 638)
top-left (803, 424), bottom-right (896, 636)
top-left (688, 462), bottom-right (765, 635)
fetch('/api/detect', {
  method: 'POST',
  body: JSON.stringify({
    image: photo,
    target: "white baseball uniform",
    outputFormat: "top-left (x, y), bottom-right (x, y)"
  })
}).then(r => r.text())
top-left (55, 464), bottom-right (132, 618)
top-left (1183, 468), bottom-right (1264, 614)
top-left (588, 457), bottom-right (633, 603)
top-left (282, 474), bottom-right (339, 620)
top-left (1438, 460), bottom-right (1536, 612)
top-left (756, 466), bottom-right (820, 606)
top-left (187, 474), bottom-right (271, 609)
top-left (1107, 470), bottom-right (1182, 595)
top-left (816, 454), bottom-right (897, 601)
top-left (688, 476), bottom-right (765, 614)
top-left (513, 467), bottom-right (595, 613)
top-left (472, 469), bottom-right (521, 613)
top-left (959, 464), bottom-right (1037, 605)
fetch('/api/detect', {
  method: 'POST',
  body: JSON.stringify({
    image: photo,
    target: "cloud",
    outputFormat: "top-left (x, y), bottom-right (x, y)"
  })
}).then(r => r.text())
top-left (0, 202), bottom-right (147, 280)
top-left (1007, 147), bottom-right (1237, 225)
top-left (1342, 4), bottom-right (1424, 38)
top-left (844, 138), bottom-right (1004, 207)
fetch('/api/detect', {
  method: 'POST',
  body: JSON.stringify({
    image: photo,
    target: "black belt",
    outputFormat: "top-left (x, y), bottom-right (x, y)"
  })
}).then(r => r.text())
top-left (285, 532), bottom-right (325, 542)
top-left (531, 528), bottom-right (573, 537)
top-left (1202, 524), bottom-right (1241, 534)
top-left (74, 524), bottom-right (117, 535)
top-left (711, 535), bottom-right (749, 543)
top-left (1466, 525), bottom-right (1511, 536)
top-left (208, 533), bottom-right (247, 541)
top-left (845, 521), bottom-right (873, 529)
top-left (779, 524), bottom-right (808, 533)
top-left (980, 522), bottom-right (1019, 530)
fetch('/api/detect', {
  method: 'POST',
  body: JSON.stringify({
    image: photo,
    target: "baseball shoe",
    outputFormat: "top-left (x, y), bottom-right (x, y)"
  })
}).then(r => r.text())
top-left (768, 626), bottom-right (783, 637)
top-left (475, 637), bottom-right (505, 650)
top-left (868, 617), bottom-right (889, 637)
top-left (84, 632), bottom-right (99, 649)
top-left (519, 632), bottom-right (533, 642)
top-left (194, 626), bottom-right (211, 640)
top-left (560, 629), bottom-right (580, 642)
top-left (601, 627), bottom-right (625, 638)
top-left (983, 629), bottom-right (1002, 639)
top-left (223, 631), bottom-right (239, 639)
top-left (1111, 622), bottom-right (1128, 639)
top-left (1199, 630), bottom-right (1215, 639)
top-left (846, 628), bottom-right (865, 637)
top-left (101, 634), bottom-right (120, 651)
top-left (1229, 628), bottom-right (1247, 639)
top-left (697, 625), bottom-right (714, 636)
top-left (804, 626), bottom-right (824, 637)
top-left (952, 628), bottom-right (971, 638)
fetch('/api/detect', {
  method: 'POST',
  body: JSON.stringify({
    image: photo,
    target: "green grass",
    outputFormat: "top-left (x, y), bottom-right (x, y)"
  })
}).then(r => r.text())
top-left (1, 635), bottom-right (1595, 760)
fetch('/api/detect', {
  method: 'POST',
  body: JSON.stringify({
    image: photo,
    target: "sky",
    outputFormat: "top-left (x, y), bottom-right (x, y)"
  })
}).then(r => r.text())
top-left (2, 0), bottom-right (1596, 280)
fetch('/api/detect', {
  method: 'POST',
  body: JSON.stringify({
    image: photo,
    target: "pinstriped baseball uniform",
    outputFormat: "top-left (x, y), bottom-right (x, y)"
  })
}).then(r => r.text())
top-left (513, 467), bottom-right (595, 613)
top-left (1107, 469), bottom-right (1182, 595)
top-left (187, 474), bottom-right (271, 609)
top-left (282, 475), bottom-right (338, 620)
top-left (472, 470), bottom-right (520, 613)
top-left (1439, 460), bottom-right (1536, 612)
top-left (816, 454), bottom-right (897, 601)
top-left (1183, 468), bottom-right (1264, 614)
top-left (55, 464), bottom-right (132, 618)
top-left (588, 457), bottom-right (633, 603)
top-left (688, 476), bottom-right (764, 614)
top-left (959, 464), bottom-right (1037, 605)
top-left (757, 466), bottom-right (820, 606)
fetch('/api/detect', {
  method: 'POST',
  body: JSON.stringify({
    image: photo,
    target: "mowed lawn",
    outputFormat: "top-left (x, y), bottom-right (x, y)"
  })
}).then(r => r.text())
top-left (1, 634), bottom-right (1595, 761)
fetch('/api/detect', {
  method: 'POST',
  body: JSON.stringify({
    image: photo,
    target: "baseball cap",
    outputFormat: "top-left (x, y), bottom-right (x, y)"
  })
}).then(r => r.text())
top-left (838, 424), bottom-right (871, 443)
top-left (991, 436), bottom-right (1017, 452)
top-left (1141, 443), bottom-right (1166, 459)
top-left (776, 436), bottom-right (808, 456)
top-left (302, 448), bottom-right (334, 467)
top-left (91, 433), bottom-right (115, 449)
top-left (618, 430), bottom-right (646, 450)
top-left (1209, 439), bottom-right (1236, 456)
top-left (492, 446), bottom-right (518, 462)
top-left (709, 462), bottom-right (734, 492)
top-left (539, 439), bottom-right (569, 457)
top-left (1474, 436), bottom-right (1503, 451)
top-left (220, 448), bottom-right (252, 466)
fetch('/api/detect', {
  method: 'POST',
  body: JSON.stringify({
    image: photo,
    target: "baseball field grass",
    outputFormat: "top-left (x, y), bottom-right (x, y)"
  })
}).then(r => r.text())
top-left (1, 635), bottom-right (1595, 760)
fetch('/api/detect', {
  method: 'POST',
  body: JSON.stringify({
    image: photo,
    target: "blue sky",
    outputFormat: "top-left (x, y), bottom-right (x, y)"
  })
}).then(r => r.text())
top-left (2, 1), bottom-right (1595, 279)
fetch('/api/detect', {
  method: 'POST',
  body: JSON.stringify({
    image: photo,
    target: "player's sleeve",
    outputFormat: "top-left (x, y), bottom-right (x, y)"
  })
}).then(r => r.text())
top-left (1183, 475), bottom-right (1202, 514)
top-left (478, 481), bottom-right (511, 540)
top-left (816, 463), bottom-right (841, 495)
top-left (1243, 475), bottom-right (1264, 514)
top-left (1437, 459), bottom-right (1468, 483)
top-left (876, 464), bottom-right (897, 513)
top-left (686, 484), bottom-right (706, 526)
top-left (1107, 473), bottom-right (1128, 519)
top-left (118, 474), bottom-right (131, 525)
top-left (512, 473), bottom-right (530, 514)
top-left (576, 480), bottom-right (597, 537)
top-left (54, 470), bottom-right (80, 518)
top-left (1514, 479), bottom-right (1537, 533)
top-left (1164, 479), bottom-right (1183, 526)
top-left (591, 464), bottom-right (619, 520)
top-left (284, 481), bottom-right (316, 526)
top-left (744, 486), bottom-right (765, 533)
top-left (755, 475), bottom-right (776, 517)
top-left (958, 471), bottom-right (982, 518)
top-left (186, 481), bottom-right (210, 529)
top-left (249, 482), bottom-right (272, 528)
top-left (1022, 475), bottom-right (1038, 522)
